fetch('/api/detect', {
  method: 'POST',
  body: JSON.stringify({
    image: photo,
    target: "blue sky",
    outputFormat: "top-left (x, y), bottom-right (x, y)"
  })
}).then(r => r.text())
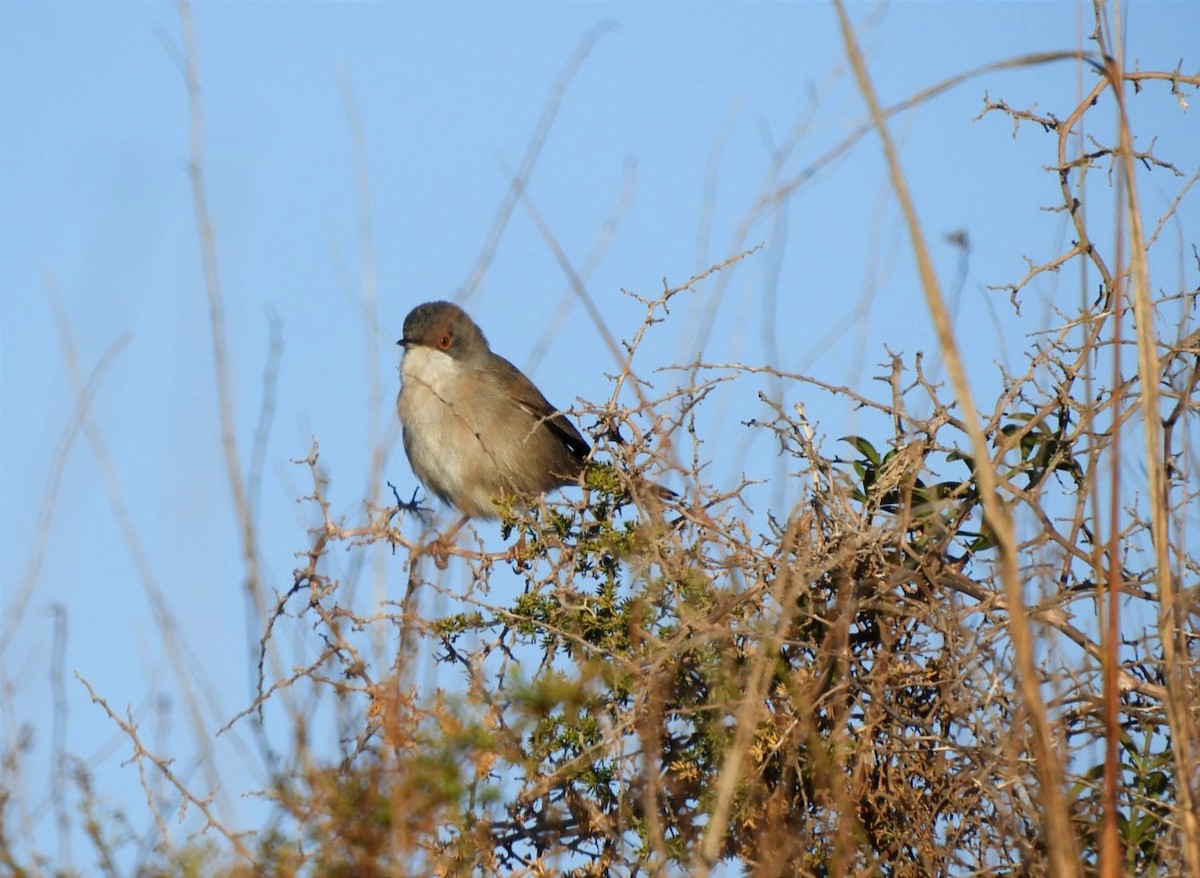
top-left (3, 1), bottom-right (1198, 871)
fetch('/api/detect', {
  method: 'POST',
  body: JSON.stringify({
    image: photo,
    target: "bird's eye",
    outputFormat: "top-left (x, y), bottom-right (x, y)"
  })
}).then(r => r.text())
top-left (437, 331), bottom-right (452, 350)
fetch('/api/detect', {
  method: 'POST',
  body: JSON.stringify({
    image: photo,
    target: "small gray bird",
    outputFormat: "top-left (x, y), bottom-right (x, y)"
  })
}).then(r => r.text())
top-left (397, 300), bottom-right (590, 521)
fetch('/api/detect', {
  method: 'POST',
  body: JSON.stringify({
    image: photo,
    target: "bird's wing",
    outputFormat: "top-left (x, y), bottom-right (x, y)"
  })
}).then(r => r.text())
top-left (492, 356), bottom-right (591, 461)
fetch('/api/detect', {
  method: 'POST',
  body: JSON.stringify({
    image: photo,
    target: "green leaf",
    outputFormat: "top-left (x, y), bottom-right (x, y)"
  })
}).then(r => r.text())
top-left (841, 435), bottom-right (881, 465)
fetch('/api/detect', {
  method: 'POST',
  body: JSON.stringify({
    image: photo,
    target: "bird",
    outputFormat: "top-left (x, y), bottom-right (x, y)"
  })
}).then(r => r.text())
top-left (396, 300), bottom-right (591, 529)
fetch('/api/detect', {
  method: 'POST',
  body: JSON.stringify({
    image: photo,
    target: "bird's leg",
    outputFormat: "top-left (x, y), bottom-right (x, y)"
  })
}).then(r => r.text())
top-left (425, 514), bottom-right (470, 570)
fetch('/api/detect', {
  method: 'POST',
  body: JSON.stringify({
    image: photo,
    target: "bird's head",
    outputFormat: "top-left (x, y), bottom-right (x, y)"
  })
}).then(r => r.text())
top-left (398, 300), bottom-right (490, 364)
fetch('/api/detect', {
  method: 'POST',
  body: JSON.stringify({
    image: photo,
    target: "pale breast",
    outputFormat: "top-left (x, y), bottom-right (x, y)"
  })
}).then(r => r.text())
top-left (398, 347), bottom-right (500, 517)
top-left (398, 346), bottom-right (584, 517)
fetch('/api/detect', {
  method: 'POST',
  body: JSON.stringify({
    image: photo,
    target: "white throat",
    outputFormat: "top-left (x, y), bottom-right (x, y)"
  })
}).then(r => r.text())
top-left (402, 345), bottom-right (466, 400)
